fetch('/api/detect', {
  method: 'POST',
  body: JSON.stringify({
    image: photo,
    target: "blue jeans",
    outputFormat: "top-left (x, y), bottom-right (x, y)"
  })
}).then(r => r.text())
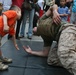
top-left (70, 12), bottom-right (76, 24)
top-left (20, 9), bottom-right (35, 37)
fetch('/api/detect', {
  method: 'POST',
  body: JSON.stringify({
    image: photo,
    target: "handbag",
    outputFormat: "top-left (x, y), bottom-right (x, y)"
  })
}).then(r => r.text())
top-left (22, 0), bottom-right (32, 10)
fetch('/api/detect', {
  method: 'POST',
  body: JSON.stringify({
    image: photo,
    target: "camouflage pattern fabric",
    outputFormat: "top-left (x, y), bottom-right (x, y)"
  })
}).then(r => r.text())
top-left (58, 23), bottom-right (76, 75)
top-left (48, 23), bottom-right (76, 75)
top-left (37, 14), bottom-right (61, 38)
top-left (47, 41), bottom-right (62, 66)
top-left (46, 0), bottom-right (55, 6)
top-left (36, 14), bottom-right (61, 47)
top-left (37, 13), bottom-right (76, 75)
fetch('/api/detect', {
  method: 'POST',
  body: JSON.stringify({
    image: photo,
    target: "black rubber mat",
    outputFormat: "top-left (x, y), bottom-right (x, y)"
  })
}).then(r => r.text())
top-left (0, 67), bottom-right (25, 75)
top-left (0, 40), bottom-right (72, 75)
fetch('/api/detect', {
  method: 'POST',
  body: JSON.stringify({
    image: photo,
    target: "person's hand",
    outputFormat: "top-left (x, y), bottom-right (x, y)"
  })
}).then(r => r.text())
top-left (15, 44), bottom-right (19, 50)
top-left (53, 10), bottom-right (61, 25)
top-left (33, 27), bottom-right (37, 33)
top-left (3, 25), bottom-right (9, 32)
top-left (64, 14), bottom-right (68, 16)
top-left (23, 45), bottom-right (32, 54)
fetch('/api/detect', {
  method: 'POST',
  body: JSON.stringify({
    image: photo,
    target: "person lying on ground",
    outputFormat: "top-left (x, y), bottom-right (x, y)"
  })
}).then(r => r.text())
top-left (23, 4), bottom-right (76, 75)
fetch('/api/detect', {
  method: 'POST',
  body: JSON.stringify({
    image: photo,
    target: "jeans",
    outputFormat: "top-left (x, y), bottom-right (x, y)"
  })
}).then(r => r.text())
top-left (20, 9), bottom-right (35, 37)
top-left (70, 12), bottom-right (76, 24)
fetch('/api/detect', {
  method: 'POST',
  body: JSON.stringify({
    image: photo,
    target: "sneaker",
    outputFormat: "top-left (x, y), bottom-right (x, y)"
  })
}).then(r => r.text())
top-left (16, 37), bottom-right (20, 40)
top-left (0, 62), bottom-right (8, 71)
top-left (27, 36), bottom-right (32, 39)
top-left (19, 35), bottom-right (24, 38)
top-left (0, 58), bottom-right (12, 63)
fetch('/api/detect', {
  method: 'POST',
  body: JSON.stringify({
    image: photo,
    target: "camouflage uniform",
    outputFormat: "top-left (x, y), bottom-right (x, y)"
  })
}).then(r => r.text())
top-left (37, 14), bottom-right (76, 75)
top-left (58, 23), bottom-right (76, 75)
top-left (36, 14), bottom-right (61, 46)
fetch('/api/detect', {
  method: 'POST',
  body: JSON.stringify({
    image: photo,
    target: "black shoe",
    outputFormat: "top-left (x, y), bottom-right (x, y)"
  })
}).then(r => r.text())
top-left (19, 35), bottom-right (24, 38)
top-left (27, 36), bottom-right (32, 39)
top-left (16, 37), bottom-right (20, 40)
top-left (8, 34), bottom-right (12, 40)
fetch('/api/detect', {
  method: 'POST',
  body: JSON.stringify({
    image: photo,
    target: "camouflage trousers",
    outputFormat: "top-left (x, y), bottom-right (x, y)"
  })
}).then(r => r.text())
top-left (48, 24), bottom-right (76, 75)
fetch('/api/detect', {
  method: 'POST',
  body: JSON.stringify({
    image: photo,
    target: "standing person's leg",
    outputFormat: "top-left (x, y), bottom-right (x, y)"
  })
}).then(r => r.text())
top-left (16, 11), bottom-right (24, 39)
top-left (33, 14), bottom-right (38, 28)
top-left (20, 10), bottom-right (28, 37)
top-left (57, 25), bottom-right (76, 75)
top-left (70, 12), bottom-right (76, 24)
top-left (27, 9), bottom-right (35, 39)
top-left (0, 36), bottom-right (12, 63)
top-left (0, 50), bottom-right (8, 71)
top-left (0, 36), bottom-right (9, 70)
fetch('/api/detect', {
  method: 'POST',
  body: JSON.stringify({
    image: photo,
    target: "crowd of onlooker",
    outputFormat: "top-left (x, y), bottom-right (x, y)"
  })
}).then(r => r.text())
top-left (0, 0), bottom-right (75, 40)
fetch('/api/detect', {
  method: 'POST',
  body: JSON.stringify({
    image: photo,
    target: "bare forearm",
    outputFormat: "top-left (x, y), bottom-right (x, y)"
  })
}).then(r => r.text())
top-left (12, 35), bottom-right (19, 50)
top-left (52, 4), bottom-right (58, 12)
top-left (3, 15), bottom-right (8, 25)
top-left (31, 47), bottom-right (50, 57)
top-left (12, 35), bottom-right (17, 46)
top-left (45, 4), bottom-right (58, 17)
top-left (3, 14), bottom-right (9, 32)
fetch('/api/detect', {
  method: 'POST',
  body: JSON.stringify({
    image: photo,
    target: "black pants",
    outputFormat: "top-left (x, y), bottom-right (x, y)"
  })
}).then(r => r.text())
top-left (16, 11), bottom-right (24, 38)
top-left (33, 14), bottom-right (39, 28)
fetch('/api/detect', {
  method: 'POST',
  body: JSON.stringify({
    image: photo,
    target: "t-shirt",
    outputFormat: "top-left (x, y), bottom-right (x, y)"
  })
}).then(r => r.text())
top-left (58, 6), bottom-right (70, 21)
top-left (0, 10), bottom-right (17, 36)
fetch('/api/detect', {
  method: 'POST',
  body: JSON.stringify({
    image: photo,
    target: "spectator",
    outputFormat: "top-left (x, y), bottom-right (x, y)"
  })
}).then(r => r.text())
top-left (37, 0), bottom-right (44, 17)
top-left (12, 0), bottom-right (24, 39)
top-left (58, 0), bottom-right (70, 22)
top-left (20, 0), bottom-right (37, 39)
top-left (0, 0), bottom-right (12, 12)
top-left (33, 2), bottom-right (41, 28)
top-left (70, 0), bottom-right (76, 24)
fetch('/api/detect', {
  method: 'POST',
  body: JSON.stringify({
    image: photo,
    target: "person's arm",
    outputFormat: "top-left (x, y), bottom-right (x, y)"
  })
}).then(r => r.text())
top-left (23, 45), bottom-right (50, 57)
top-left (45, 4), bottom-right (61, 25)
top-left (12, 34), bottom-right (19, 50)
top-left (3, 14), bottom-right (9, 32)
top-left (52, 4), bottom-right (61, 25)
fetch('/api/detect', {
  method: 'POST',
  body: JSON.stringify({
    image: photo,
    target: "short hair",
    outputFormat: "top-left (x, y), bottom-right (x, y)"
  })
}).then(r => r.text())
top-left (10, 5), bottom-right (21, 11)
